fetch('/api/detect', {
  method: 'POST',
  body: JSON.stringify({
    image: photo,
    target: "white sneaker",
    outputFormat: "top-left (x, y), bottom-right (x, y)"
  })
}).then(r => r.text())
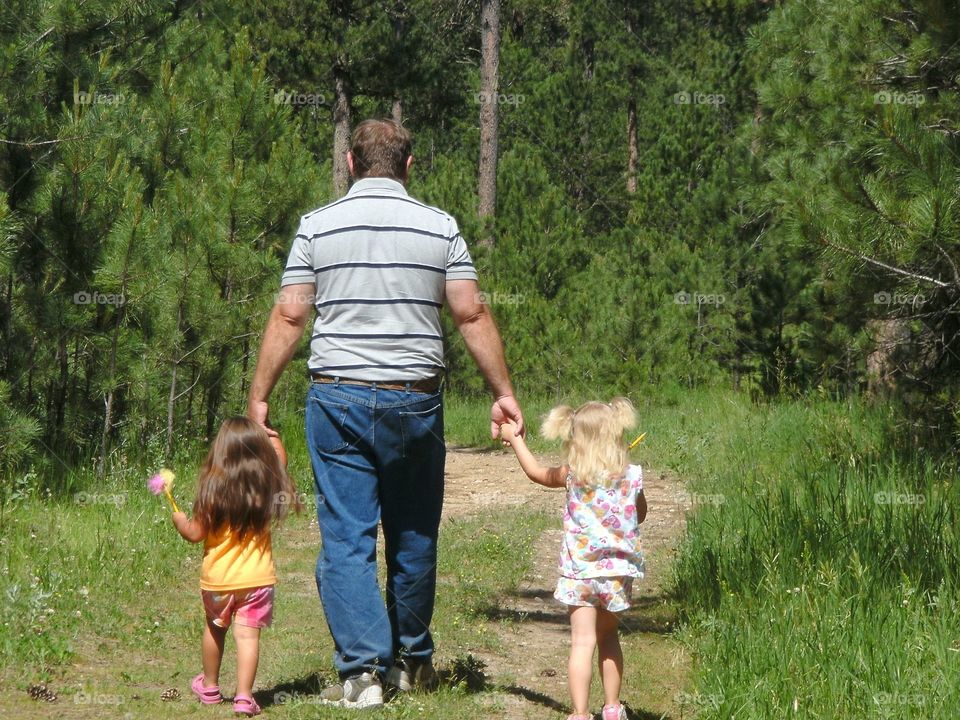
top-left (385, 658), bottom-right (438, 692)
top-left (319, 672), bottom-right (384, 708)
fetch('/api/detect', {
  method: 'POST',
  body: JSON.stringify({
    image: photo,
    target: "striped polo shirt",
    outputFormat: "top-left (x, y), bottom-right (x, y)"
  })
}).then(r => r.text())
top-left (281, 177), bottom-right (478, 381)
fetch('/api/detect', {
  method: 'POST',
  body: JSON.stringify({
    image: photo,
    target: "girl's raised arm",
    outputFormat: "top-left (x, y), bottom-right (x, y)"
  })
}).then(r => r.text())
top-left (500, 422), bottom-right (567, 488)
top-left (172, 512), bottom-right (206, 543)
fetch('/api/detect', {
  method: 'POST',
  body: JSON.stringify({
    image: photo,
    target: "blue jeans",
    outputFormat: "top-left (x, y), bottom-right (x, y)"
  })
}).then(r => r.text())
top-left (305, 380), bottom-right (445, 678)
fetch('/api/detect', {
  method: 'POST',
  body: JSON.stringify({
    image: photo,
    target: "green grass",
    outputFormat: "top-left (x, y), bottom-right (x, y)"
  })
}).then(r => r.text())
top-left (0, 439), bottom-right (554, 719)
top-left (646, 390), bottom-right (960, 718)
top-left (23, 385), bottom-right (959, 718)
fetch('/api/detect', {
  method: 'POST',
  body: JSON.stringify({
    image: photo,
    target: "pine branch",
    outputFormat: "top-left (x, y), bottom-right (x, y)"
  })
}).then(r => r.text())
top-left (821, 236), bottom-right (951, 288)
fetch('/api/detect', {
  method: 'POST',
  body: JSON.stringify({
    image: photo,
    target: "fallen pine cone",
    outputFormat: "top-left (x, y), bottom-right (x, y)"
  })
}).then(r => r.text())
top-left (539, 668), bottom-right (557, 677)
top-left (27, 684), bottom-right (58, 702)
top-left (160, 688), bottom-right (181, 701)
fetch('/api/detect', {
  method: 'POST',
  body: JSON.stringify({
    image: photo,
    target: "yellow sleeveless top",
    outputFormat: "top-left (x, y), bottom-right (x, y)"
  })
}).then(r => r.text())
top-left (200, 525), bottom-right (276, 591)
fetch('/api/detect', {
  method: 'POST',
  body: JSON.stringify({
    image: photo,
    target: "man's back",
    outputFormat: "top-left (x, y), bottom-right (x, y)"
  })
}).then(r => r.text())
top-left (281, 177), bottom-right (476, 381)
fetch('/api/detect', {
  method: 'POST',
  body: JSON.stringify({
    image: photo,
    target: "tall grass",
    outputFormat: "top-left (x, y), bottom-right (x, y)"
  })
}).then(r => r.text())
top-left (655, 391), bottom-right (960, 718)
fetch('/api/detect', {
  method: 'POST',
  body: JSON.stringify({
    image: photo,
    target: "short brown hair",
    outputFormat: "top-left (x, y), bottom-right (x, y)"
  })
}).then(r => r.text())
top-left (350, 119), bottom-right (413, 180)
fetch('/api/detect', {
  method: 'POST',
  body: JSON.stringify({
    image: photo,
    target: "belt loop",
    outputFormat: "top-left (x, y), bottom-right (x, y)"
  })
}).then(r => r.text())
top-left (371, 381), bottom-right (377, 391)
top-left (404, 381), bottom-right (412, 393)
top-left (333, 375), bottom-right (340, 387)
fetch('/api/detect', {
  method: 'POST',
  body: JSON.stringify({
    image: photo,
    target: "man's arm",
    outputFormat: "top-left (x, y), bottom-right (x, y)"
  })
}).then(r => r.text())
top-left (247, 283), bottom-right (314, 434)
top-left (445, 279), bottom-right (524, 438)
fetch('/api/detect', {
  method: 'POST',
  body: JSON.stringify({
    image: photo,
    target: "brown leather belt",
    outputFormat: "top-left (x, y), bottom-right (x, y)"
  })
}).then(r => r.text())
top-left (311, 374), bottom-right (443, 393)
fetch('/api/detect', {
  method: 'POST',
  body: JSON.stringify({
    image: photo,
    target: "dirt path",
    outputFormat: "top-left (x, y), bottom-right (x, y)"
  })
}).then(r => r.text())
top-left (442, 448), bottom-right (692, 720)
top-left (10, 448), bottom-right (690, 720)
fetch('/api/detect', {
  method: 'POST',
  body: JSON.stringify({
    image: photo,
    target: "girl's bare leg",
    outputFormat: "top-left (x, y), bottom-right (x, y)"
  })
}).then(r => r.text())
top-left (568, 606), bottom-right (598, 715)
top-left (597, 608), bottom-right (623, 706)
top-left (202, 620), bottom-right (227, 687)
top-left (233, 623), bottom-right (261, 697)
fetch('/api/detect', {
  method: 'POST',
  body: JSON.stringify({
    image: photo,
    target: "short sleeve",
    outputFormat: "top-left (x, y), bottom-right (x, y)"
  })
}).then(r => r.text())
top-left (280, 219), bottom-right (315, 287)
top-left (626, 464), bottom-right (643, 492)
top-left (446, 219), bottom-right (477, 281)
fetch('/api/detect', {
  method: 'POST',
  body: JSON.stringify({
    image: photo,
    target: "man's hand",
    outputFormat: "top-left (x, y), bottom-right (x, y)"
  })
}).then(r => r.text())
top-left (247, 399), bottom-right (279, 438)
top-left (491, 394), bottom-right (524, 439)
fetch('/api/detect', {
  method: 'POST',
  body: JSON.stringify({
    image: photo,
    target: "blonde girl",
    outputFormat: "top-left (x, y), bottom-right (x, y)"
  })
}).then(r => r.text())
top-left (172, 417), bottom-right (300, 716)
top-left (500, 398), bottom-right (646, 720)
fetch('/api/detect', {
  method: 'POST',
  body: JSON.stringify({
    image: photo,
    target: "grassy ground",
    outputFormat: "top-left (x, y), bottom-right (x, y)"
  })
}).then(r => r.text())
top-left (14, 387), bottom-right (955, 719)
top-left (640, 390), bottom-right (960, 719)
top-left (0, 476), bottom-right (554, 718)
top-left (0, 391), bottom-right (688, 719)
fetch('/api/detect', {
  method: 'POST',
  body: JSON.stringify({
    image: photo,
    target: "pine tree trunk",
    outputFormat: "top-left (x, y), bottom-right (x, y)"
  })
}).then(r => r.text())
top-left (477, 0), bottom-right (500, 247)
top-left (626, 96), bottom-right (638, 194)
top-left (333, 65), bottom-right (351, 196)
top-left (97, 204), bottom-right (140, 478)
top-left (165, 361), bottom-right (177, 461)
top-left (391, 4), bottom-right (404, 124)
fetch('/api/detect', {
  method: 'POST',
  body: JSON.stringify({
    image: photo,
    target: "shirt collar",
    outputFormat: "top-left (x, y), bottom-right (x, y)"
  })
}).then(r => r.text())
top-left (347, 177), bottom-right (408, 196)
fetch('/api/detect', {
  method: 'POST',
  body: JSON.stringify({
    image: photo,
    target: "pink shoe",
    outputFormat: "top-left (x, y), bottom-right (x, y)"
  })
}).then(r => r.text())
top-left (603, 703), bottom-right (627, 720)
top-left (191, 673), bottom-right (222, 704)
top-left (233, 694), bottom-right (262, 716)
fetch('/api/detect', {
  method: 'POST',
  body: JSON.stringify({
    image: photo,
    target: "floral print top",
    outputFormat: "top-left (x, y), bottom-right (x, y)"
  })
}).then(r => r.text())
top-left (559, 464), bottom-right (645, 580)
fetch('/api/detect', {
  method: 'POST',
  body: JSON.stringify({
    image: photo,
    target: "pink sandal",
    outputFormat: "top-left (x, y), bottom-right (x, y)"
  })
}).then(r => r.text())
top-left (191, 673), bottom-right (222, 704)
top-left (233, 694), bottom-right (262, 716)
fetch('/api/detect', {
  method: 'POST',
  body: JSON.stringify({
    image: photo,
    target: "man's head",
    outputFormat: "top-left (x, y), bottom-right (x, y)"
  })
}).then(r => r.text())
top-left (347, 119), bottom-right (414, 183)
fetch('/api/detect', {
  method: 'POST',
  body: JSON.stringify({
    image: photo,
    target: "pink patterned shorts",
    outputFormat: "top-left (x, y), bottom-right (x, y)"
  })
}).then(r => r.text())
top-left (201, 586), bottom-right (275, 629)
top-left (554, 576), bottom-right (633, 612)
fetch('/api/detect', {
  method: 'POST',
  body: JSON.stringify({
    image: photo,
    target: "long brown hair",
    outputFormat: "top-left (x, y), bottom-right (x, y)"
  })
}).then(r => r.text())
top-left (193, 417), bottom-right (300, 539)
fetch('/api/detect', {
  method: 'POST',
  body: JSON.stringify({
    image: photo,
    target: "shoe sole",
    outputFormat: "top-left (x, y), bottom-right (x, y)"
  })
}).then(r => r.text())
top-left (319, 688), bottom-right (384, 709)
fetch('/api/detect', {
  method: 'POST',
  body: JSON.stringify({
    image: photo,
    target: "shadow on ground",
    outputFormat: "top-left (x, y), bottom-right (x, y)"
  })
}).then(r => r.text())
top-left (477, 590), bottom-right (680, 635)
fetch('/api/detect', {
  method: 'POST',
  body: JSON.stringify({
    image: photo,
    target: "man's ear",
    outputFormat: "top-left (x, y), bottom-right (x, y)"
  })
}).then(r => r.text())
top-left (402, 155), bottom-right (414, 183)
top-left (346, 151), bottom-right (356, 178)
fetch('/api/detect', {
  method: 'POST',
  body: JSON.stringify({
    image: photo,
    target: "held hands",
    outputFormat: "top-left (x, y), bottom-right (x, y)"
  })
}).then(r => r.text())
top-left (499, 420), bottom-right (521, 447)
top-left (491, 394), bottom-right (524, 440)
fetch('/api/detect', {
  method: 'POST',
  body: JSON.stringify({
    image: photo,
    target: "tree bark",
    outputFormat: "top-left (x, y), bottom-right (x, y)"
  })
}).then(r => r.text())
top-left (626, 96), bottom-right (638, 194)
top-left (332, 64), bottom-right (352, 197)
top-left (165, 361), bottom-right (178, 461)
top-left (391, 4), bottom-right (404, 124)
top-left (477, 0), bottom-right (500, 246)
